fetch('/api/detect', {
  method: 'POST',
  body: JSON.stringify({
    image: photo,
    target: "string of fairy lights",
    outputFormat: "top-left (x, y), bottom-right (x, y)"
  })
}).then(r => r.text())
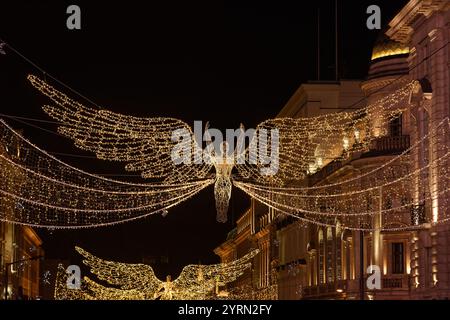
top-left (1, 74), bottom-right (448, 232)
top-left (25, 74), bottom-right (422, 225)
top-left (235, 80), bottom-right (415, 184)
top-left (0, 119), bottom-right (213, 228)
top-left (54, 247), bottom-right (259, 300)
top-left (238, 116), bottom-right (449, 191)
top-left (235, 118), bottom-right (449, 203)
top-left (27, 74), bottom-right (213, 184)
top-left (235, 118), bottom-right (450, 231)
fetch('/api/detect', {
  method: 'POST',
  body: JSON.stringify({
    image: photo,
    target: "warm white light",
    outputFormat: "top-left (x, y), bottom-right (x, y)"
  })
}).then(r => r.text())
top-left (432, 199), bottom-right (439, 223)
top-left (354, 129), bottom-right (360, 142)
top-left (343, 136), bottom-right (349, 150)
top-left (308, 163), bottom-right (317, 174)
top-left (55, 247), bottom-right (260, 300)
top-left (316, 157), bottom-right (323, 167)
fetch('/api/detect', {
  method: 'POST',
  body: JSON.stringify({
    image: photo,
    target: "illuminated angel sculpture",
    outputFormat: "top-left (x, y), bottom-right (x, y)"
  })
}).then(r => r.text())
top-left (27, 75), bottom-right (414, 223)
top-left (55, 246), bottom-right (259, 300)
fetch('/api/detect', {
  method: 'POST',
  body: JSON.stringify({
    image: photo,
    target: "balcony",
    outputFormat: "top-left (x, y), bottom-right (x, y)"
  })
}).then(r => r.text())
top-left (302, 280), bottom-right (347, 299)
top-left (308, 135), bottom-right (410, 187)
top-left (362, 135), bottom-right (410, 158)
top-left (308, 160), bottom-right (346, 187)
top-left (382, 276), bottom-right (403, 289)
top-left (301, 275), bottom-right (411, 300)
top-left (374, 135), bottom-right (410, 152)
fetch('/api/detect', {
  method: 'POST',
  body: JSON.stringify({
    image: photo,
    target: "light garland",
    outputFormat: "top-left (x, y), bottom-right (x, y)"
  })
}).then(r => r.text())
top-left (54, 247), bottom-right (259, 300)
top-left (0, 119), bottom-right (213, 228)
top-left (238, 117), bottom-right (450, 191)
top-left (27, 75), bottom-right (416, 223)
top-left (234, 115), bottom-right (449, 231)
top-left (235, 80), bottom-right (415, 184)
top-left (218, 283), bottom-right (278, 300)
top-left (27, 74), bottom-right (212, 184)
top-left (1, 75), bottom-right (444, 231)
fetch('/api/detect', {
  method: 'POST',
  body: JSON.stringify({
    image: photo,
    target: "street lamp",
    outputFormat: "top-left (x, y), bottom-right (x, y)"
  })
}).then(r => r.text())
top-left (3, 255), bottom-right (43, 300)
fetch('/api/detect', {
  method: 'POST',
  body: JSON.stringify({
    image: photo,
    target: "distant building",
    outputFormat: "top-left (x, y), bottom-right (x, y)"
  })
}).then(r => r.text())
top-left (0, 224), bottom-right (44, 300)
top-left (1, 130), bottom-right (44, 300)
top-left (215, 80), bottom-right (366, 299)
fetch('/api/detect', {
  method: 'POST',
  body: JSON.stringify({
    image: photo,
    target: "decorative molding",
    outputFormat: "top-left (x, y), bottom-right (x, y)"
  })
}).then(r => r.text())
top-left (386, 0), bottom-right (450, 44)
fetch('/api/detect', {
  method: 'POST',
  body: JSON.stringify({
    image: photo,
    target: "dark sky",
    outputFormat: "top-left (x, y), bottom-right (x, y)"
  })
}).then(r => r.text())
top-left (0, 0), bottom-right (408, 279)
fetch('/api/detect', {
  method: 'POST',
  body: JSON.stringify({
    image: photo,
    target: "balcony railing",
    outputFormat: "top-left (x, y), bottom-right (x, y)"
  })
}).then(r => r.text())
top-left (383, 277), bottom-right (403, 289)
top-left (373, 135), bottom-right (410, 152)
top-left (301, 275), bottom-right (410, 299)
top-left (308, 135), bottom-right (410, 186)
top-left (308, 160), bottom-right (345, 187)
top-left (302, 280), bottom-right (346, 298)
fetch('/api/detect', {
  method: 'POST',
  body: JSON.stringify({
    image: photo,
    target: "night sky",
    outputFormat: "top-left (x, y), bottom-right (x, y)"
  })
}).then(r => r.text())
top-left (0, 0), bottom-right (408, 279)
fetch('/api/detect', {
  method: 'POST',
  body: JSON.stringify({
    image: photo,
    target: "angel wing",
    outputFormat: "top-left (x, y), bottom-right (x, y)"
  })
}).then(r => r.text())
top-left (58, 247), bottom-right (258, 300)
top-left (27, 75), bottom-right (212, 183)
top-left (234, 82), bottom-right (412, 185)
top-left (233, 117), bottom-right (355, 185)
top-left (54, 263), bottom-right (146, 300)
top-left (81, 277), bottom-right (147, 300)
top-left (172, 248), bottom-right (259, 298)
top-left (75, 246), bottom-right (162, 296)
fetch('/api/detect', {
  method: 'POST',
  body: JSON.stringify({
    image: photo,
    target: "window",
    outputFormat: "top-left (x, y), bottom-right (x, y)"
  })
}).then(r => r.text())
top-left (389, 116), bottom-right (402, 136)
top-left (319, 230), bottom-right (325, 284)
top-left (326, 227), bottom-right (334, 283)
top-left (392, 242), bottom-right (404, 274)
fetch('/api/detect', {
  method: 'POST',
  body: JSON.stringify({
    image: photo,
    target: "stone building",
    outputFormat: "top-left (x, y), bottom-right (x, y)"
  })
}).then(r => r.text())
top-left (1, 131), bottom-right (44, 300)
top-left (215, 0), bottom-right (450, 300)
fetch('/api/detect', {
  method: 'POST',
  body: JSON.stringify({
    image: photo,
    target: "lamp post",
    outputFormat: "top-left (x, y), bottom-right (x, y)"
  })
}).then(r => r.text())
top-left (3, 255), bottom-right (43, 300)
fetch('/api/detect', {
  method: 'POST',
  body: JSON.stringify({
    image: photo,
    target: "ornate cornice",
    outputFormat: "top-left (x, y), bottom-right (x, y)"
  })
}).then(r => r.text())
top-left (386, 0), bottom-right (450, 44)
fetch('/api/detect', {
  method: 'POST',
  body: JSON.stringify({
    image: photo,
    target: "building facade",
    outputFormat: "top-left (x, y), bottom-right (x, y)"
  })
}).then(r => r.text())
top-left (1, 132), bottom-right (44, 300)
top-left (215, 0), bottom-right (450, 300)
top-left (0, 223), bottom-right (43, 299)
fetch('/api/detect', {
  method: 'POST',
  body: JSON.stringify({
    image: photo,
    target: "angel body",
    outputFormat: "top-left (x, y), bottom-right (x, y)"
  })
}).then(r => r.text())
top-left (154, 275), bottom-right (176, 300)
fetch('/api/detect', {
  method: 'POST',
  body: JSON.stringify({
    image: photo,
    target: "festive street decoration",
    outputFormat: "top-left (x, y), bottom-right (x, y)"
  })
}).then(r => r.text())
top-left (0, 119), bottom-right (212, 228)
top-left (0, 74), bottom-right (445, 231)
top-left (234, 117), bottom-right (450, 231)
top-left (54, 247), bottom-right (259, 300)
top-left (27, 75), bottom-right (415, 224)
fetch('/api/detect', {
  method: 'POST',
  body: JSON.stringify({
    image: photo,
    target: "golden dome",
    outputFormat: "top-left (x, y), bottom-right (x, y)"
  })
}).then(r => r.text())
top-left (371, 33), bottom-right (409, 61)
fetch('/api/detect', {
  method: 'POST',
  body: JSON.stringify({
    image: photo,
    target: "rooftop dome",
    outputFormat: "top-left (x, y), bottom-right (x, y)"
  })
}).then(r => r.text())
top-left (371, 32), bottom-right (409, 61)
